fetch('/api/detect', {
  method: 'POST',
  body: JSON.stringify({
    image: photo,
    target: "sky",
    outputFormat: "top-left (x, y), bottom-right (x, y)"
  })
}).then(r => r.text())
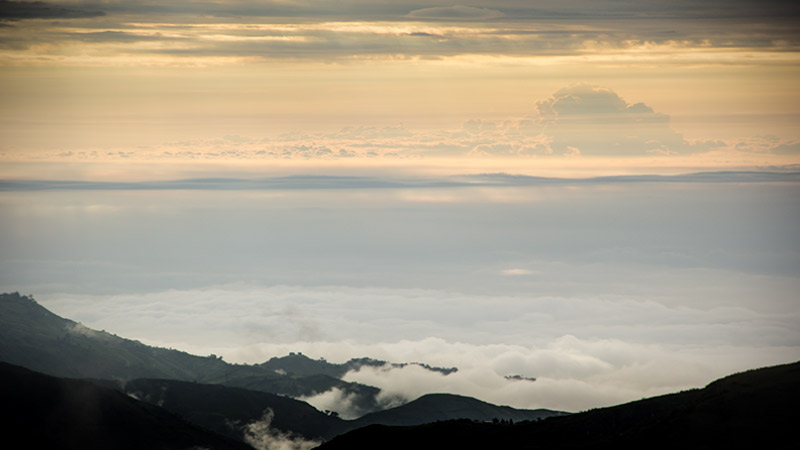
top-left (1, 0), bottom-right (799, 415)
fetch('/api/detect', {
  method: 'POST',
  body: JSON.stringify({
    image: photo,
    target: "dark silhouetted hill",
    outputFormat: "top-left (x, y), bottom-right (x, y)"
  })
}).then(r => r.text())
top-left (0, 362), bottom-right (254, 450)
top-left (318, 361), bottom-right (799, 449)
top-left (120, 378), bottom-right (344, 441)
top-left (115, 379), bottom-right (567, 441)
top-left (261, 352), bottom-right (457, 377)
top-left (348, 393), bottom-right (565, 428)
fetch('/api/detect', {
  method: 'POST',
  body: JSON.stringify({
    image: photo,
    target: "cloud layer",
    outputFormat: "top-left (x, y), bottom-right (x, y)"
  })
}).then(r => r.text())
top-left (1, 1), bottom-right (797, 65)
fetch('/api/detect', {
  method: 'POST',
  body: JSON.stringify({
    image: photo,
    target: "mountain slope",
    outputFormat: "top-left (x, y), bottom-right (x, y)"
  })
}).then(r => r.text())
top-left (0, 292), bottom-right (379, 410)
top-left (318, 360), bottom-right (800, 449)
top-left (0, 362), bottom-right (254, 450)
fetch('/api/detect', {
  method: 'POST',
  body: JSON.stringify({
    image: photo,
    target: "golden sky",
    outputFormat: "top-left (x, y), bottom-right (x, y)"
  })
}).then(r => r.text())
top-left (1, 0), bottom-right (799, 177)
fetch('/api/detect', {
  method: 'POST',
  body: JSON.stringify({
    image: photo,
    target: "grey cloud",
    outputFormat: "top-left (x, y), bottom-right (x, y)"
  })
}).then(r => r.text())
top-left (68, 30), bottom-right (178, 43)
top-left (768, 141), bottom-right (800, 155)
top-left (3, 1), bottom-right (797, 62)
top-left (0, 1), bottom-right (105, 20)
top-left (405, 31), bottom-right (440, 37)
top-left (407, 5), bottom-right (503, 20)
top-left (58, 1), bottom-right (800, 22)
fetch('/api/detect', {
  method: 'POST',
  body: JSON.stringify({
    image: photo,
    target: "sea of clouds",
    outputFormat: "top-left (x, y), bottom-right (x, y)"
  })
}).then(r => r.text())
top-left (37, 284), bottom-right (799, 414)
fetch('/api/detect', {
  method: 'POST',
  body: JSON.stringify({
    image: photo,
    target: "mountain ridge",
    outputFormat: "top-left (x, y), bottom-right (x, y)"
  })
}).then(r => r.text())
top-left (318, 360), bottom-right (800, 449)
top-left (0, 291), bottom-right (567, 433)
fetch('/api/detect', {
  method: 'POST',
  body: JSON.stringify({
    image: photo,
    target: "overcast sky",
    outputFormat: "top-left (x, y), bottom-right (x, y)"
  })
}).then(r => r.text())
top-left (1, 0), bottom-right (799, 414)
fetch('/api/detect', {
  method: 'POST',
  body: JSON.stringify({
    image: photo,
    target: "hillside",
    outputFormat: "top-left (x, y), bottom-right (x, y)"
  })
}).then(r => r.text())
top-left (0, 362), bottom-right (254, 450)
top-left (318, 360), bottom-right (800, 449)
top-left (0, 292), bottom-right (381, 412)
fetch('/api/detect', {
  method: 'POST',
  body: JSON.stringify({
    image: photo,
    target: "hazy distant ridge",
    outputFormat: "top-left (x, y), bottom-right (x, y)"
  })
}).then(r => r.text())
top-left (2, 170), bottom-right (798, 191)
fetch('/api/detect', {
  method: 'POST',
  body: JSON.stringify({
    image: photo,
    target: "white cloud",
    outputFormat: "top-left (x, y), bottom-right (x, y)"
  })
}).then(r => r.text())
top-left (297, 387), bottom-right (369, 420)
top-left (243, 408), bottom-right (320, 450)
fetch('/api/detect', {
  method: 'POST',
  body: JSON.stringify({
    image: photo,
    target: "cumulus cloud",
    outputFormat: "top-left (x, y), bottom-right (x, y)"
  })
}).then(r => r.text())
top-left (495, 84), bottom-right (695, 155)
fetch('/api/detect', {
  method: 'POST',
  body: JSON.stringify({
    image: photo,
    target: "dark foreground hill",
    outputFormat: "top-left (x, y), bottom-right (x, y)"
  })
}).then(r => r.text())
top-left (0, 362), bottom-right (254, 450)
top-left (318, 361), bottom-right (800, 449)
top-left (113, 379), bottom-right (565, 441)
top-left (119, 378), bottom-right (344, 441)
